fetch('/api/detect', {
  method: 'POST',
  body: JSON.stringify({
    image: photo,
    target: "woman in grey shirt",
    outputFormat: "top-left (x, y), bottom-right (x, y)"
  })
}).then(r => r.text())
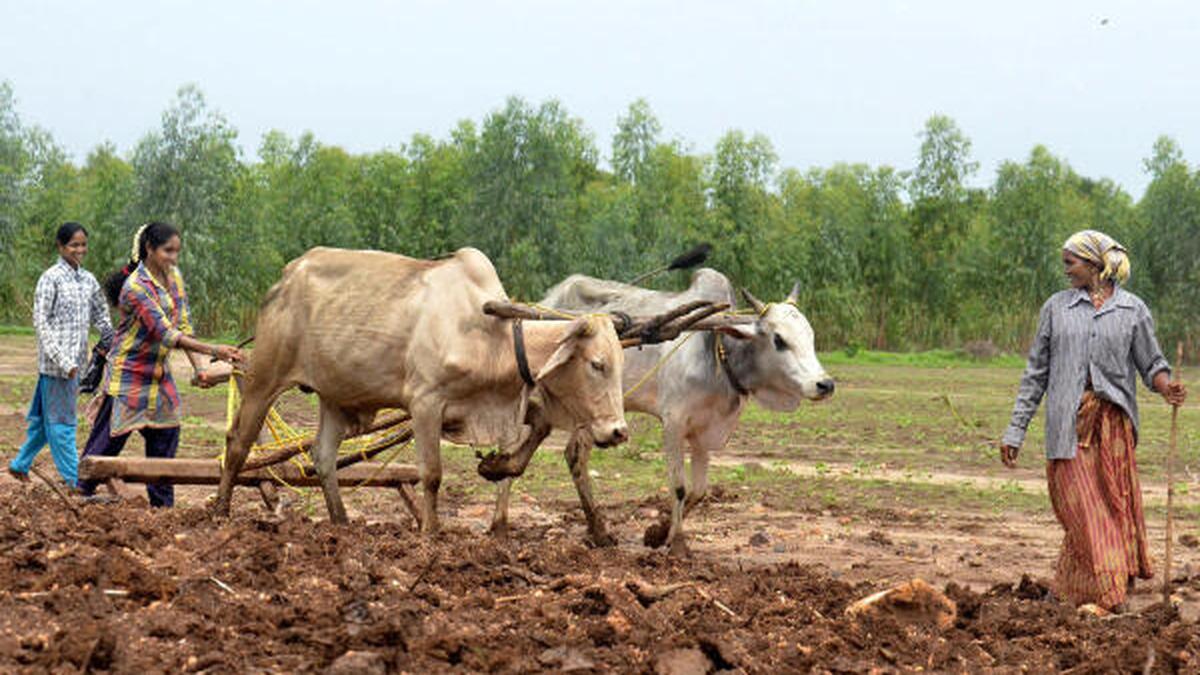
top-left (1000, 229), bottom-right (1186, 612)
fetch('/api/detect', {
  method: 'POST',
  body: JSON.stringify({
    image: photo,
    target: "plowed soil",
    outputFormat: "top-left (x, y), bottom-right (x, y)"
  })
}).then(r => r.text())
top-left (1, 483), bottom-right (1197, 674)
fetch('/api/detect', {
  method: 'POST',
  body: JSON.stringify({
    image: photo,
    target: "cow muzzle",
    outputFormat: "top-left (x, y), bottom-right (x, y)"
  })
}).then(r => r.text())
top-left (816, 378), bottom-right (835, 399)
top-left (592, 421), bottom-right (630, 448)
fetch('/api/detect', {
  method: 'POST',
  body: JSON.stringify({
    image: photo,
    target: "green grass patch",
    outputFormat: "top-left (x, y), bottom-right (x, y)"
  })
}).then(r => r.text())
top-left (820, 348), bottom-right (1027, 369)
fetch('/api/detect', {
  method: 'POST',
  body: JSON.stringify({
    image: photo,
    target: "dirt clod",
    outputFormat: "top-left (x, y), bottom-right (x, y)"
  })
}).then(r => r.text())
top-left (655, 647), bottom-right (711, 675)
top-left (845, 578), bottom-right (957, 631)
top-left (539, 645), bottom-right (596, 671)
top-left (327, 650), bottom-right (386, 675)
top-left (866, 529), bottom-right (893, 546)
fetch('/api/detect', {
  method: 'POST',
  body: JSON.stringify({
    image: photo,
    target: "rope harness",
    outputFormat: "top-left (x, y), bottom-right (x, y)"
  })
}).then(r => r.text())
top-left (220, 375), bottom-right (413, 501)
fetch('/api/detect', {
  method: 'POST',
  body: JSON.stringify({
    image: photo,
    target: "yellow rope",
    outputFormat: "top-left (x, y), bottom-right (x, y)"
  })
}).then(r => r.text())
top-left (348, 437), bottom-right (413, 491)
top-left (622, 331), bottom-right (697, 400)
top-left (218, 374), bottom-right (413, 501)
top-left (210, 372), bottom-right (416, 504)
top-left (524, 302), bottom-right (578, 320)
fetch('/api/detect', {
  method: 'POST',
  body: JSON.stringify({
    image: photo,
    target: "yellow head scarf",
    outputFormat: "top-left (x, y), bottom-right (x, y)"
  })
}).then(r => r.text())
top-left (1063, 230), bottom-right (1130, 284)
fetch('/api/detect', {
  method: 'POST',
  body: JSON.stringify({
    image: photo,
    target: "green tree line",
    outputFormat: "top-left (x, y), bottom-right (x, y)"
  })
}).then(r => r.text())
top-left (2, 82), bottom-right (1198, 355)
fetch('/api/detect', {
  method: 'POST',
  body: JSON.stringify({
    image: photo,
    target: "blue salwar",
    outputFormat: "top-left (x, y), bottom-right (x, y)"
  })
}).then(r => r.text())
top-left (9, 374), bottom-right (80, 486)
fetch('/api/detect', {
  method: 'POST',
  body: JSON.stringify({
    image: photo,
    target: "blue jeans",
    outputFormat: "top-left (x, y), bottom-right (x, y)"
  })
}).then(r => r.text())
top-left (10, 374), bottom-right (79, 486)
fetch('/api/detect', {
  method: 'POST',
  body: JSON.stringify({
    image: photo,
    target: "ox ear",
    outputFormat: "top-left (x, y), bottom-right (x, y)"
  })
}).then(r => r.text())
top-left (714, 323), bottom-right (756, 341)
top-left (536, 318), bottom-right (591, 381)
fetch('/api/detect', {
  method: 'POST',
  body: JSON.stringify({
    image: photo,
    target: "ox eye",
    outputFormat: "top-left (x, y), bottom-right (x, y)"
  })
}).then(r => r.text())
top-left (591, 359), bottom-right (605, 373)
top-left (773, 334), bottom-right (788, 351)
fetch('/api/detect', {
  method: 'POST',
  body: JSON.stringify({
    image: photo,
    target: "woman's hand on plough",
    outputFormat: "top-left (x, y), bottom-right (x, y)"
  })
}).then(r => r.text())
top-left (213, 344), bottom-right (246, 366)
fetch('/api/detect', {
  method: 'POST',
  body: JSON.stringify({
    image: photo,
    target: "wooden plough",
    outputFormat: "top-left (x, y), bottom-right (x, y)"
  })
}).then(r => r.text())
top-left (78, 365), bottom-right (422, 521)
top-left (78, 298), bottom-right (746, 519)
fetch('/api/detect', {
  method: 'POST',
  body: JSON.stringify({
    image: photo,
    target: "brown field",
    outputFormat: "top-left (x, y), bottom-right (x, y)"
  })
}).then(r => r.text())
top-left (1, 333), bottom-right (1199, 672)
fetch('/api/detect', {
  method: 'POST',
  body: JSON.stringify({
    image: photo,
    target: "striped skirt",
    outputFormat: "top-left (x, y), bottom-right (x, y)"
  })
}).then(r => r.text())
top-left (1046, 391), bottom-right (1152, 610)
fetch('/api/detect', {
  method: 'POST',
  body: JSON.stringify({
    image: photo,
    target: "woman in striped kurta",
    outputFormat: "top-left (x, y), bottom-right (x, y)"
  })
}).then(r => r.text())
top-left (78, 222), bottom-right (243, 507)
top-left (1001, 230), bottom-right (1187, 612)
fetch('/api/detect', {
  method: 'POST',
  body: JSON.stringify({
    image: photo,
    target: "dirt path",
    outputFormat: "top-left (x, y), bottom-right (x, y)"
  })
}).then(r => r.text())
top-left (712, 454), bottom-right (1200, 508)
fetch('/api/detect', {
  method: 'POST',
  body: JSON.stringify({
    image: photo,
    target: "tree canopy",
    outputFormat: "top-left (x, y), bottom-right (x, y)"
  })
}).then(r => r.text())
top-left (2, 83), bottom-right (1197, 356)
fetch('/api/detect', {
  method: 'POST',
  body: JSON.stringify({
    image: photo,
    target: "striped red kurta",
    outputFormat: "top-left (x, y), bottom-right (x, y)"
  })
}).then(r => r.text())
top-left (104, 263), bottom-right (193, 435)
top-left (1046, 391), bottom-right (1152, 609)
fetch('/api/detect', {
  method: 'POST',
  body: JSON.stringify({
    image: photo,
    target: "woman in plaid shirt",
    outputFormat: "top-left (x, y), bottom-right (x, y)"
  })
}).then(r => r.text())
top-left (78, 222), bottom-right (242, 507)
top-left (8, 223), bottom-right (115, 487)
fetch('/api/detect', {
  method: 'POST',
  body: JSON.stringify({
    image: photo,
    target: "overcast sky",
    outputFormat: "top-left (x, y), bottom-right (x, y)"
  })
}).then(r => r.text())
top-left (3, 0), bottom-right (1198, 197)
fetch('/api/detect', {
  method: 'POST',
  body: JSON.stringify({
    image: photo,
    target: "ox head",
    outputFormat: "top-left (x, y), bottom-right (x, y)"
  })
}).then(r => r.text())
top-left (720, 283), bottom-right (835, 411)
top-left (535, 315), bottom-right (629, 447)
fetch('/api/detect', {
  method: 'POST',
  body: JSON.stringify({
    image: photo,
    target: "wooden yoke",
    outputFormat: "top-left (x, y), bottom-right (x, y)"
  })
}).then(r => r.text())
top-left (481, 300), bottom-right (752, 348)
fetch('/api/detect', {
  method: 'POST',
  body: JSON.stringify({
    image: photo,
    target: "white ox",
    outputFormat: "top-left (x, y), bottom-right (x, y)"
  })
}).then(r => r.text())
top-left (214, 247), bottom-right (629, 533)
top-left (480, 268), bottom-right (834, 553)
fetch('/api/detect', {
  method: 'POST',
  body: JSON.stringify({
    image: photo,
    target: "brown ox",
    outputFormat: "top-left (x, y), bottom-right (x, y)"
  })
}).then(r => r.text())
top-left (213, 247), bottom-right (628, 532)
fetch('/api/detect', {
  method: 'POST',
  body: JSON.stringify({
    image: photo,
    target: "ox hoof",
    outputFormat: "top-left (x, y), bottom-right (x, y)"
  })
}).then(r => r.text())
top-left (587, 530), bottom-right (617, 548)
top-left (476, 452), bottom-right (522, 482)
top-left (643, 520), bottom-right (670, 549)
top-left (207, 499), bottom-right (232, 519)
top-left (667, 537), bottom-right (692, 558)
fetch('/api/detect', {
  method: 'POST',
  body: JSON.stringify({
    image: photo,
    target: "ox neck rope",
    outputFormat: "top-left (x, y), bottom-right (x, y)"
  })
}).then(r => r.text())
top-left (512, 319), bottom-right (537, 388)
top-left (715, 333), bottom-right (749, 397)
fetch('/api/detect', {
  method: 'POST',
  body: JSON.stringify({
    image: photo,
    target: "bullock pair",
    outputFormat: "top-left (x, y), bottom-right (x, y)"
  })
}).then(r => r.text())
top-left (213, 247), bottom-right (833, 553)
top-left (481, 270), bottom-right (834, 552)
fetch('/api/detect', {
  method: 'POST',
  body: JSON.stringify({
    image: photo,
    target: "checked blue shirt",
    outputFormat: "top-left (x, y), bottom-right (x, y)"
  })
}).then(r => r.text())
top-left (32, 257), bottom-right (114, 378)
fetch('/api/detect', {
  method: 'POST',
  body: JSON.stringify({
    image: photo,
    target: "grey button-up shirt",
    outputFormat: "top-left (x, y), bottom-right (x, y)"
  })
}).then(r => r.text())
top-left (32, 257), bottom-right (115, 378)
top-left (1003, 286), bottom-right (1170, 460)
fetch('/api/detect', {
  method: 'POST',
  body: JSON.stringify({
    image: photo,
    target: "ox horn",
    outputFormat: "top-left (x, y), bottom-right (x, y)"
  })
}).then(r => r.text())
top-left (740, 288), bottom-right (767, 315)
top-left (785, 281), bottom-right (801, 305)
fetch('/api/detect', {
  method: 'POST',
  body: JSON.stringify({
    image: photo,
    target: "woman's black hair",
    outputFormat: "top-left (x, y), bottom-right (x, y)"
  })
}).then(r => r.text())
top-left (55, 222), bottom-right (87, 246)
top-left (103, 221), bottom-right (180, 307)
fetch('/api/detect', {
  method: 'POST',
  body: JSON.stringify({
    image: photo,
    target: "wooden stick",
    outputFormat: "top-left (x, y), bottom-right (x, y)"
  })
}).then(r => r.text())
top-left (619, 311), bottom-right (748, 348)
top-left (79, 457), bottom-right (418, 487)
top-left (333, 426), bottom-right (414, 471)
top-left (408, 553), bottom-right (440, 593)
top-left (397, 483), bottom-right (422, 528)
top-left (694, 586), bottom-right (740, 619)
top-left (625, 578), bottom-right (695, 604)
top-left (618, 300), bottom-right (712, 339)
top-left (482, 299), bottom-right (752, 346)
top-left (1164, 343), bottom-right (1183, 603)
top-left (30, 465), bottom-right (82, 519)
top-left (619, 302), bottom-right (732, 344)
top-left (482, 301), bottom-right (576, 321)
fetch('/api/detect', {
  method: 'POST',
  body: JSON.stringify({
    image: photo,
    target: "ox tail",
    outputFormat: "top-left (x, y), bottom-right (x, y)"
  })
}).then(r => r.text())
top-left (626, 242), bottom-right (712, 286)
